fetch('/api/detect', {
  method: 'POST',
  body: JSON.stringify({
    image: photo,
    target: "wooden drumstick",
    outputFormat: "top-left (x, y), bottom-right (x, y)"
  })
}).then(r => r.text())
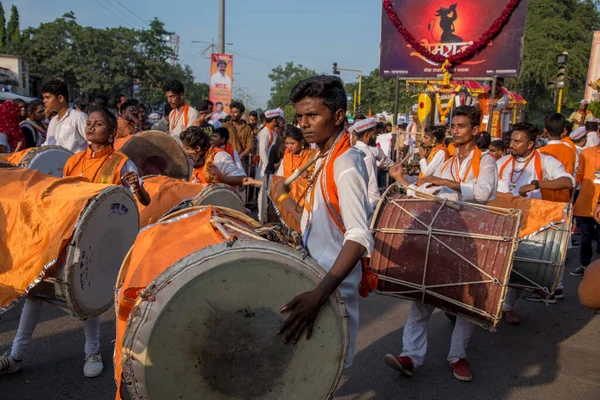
top-left (283, 152), bottom-right (321, 186)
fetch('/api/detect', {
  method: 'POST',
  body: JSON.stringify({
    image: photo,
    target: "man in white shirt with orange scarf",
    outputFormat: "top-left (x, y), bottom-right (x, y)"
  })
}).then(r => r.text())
top-left (163, 79), bottom-right (198, 141)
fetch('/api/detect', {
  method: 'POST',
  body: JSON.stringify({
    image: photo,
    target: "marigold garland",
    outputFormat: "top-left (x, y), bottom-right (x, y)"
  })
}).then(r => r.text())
top-left (382, 0), bottom-right (522, 71)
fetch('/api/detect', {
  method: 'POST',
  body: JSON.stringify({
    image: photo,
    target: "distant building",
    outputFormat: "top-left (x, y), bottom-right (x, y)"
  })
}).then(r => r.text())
top-left (0, 55), bottom-right (29, 96)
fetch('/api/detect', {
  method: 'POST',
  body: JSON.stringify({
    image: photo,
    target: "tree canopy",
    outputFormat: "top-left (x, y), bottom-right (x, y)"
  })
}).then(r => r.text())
top-left (267, 62), bottom-right (317, 111)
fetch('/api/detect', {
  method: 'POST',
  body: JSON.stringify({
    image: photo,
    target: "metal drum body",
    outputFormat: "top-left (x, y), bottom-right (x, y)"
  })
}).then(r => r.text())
top-left (116, 131), bottom-right (191, 180)
top-left (192, 183), bottom-right (246, 214)
top-left (30, 186), bottom-right (140, 319)
top-left (370, 186), bottom-right (521, 331)
top-left (18, 145), bottom-right (72, 177)
top-left (115, 206), bottom-right (347, 400)
top-left (510, 213), bottom-right (571, 292)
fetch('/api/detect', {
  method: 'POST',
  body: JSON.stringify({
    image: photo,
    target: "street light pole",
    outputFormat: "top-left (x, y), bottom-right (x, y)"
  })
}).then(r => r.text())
top-left (336, 66), bottom-right (363, 110)
top-left (218, 0), bottom-right (225, 53)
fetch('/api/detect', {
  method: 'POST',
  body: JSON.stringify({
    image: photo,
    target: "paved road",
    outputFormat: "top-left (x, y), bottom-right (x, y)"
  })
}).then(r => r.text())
top-left (1, 249), bottom-right (599, 400)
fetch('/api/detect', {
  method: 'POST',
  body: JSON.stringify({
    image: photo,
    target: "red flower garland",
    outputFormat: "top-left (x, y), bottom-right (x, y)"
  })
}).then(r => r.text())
top-left (383, 0), bottom-right (522, 70)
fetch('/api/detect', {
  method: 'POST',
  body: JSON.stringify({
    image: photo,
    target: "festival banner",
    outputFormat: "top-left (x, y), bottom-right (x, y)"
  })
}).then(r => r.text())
top-left (209, 53), bottom-right (234, 113)
top-left (584, 31), bottom-right (600, 102)
top-left (380, 0), bottom-right (529, 79)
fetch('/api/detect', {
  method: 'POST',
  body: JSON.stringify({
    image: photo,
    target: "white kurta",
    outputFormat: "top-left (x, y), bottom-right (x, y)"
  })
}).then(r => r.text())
top-left (354, 141), bottom-right (381, 210)
top-left (418, 149), bottom-right (446, 177)
top-left (301, 135), bottom-right (374, 367)
top-left (496, 151), bottom-right (574, 199)
top-left (213, 152), bottom-right (246, 178)
top-left (45, 109), bottom-right (88, 153)
top-left (169, 105), bottom-right (199, 141)
top-left (255, 126), bottom-right (275, 181)
top-left (584, 132), bottom-right (600, 149)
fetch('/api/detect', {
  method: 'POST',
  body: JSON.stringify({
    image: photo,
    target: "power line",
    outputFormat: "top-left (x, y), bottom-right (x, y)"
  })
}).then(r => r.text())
top-left (103, 0), bottom-right (144, 29)
top-left (93, 0), bottom-right (136, 29)
top-left (114, 0), bottom-right (148, 26)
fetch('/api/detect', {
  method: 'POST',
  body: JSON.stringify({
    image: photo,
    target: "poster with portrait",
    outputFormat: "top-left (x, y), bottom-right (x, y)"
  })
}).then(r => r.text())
top-left (380, 0), bottom-right (529, 79)
top-left (209, 53), bottom-right (234, 113)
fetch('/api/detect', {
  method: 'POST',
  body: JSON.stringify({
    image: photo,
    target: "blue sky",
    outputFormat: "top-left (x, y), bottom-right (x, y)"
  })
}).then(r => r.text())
top-left (8, 0), bottom-right (383, 109)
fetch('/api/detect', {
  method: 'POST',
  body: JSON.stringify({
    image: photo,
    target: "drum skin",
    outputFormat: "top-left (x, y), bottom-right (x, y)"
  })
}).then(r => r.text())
top-left (0, 146), bottom-right (72, 177)
top-left (191, 183), bottom-right (246, 214)
top-left (115, 131), bottom-right (191, 180)
top-left (115, 206), bottom-right (348, 400)
top-left (370, 187), bottom-right (521, 331)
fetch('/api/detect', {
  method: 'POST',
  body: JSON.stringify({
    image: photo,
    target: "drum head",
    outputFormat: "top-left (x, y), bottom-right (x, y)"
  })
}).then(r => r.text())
top-left (122, 240), bottom-right (348, 400)
top-left (120, 131), bottom-right (191, 180)
top-left (64, 186), bottom-right (140, 318)
top-left (19, 146), bottom-right (73, 177)
top-left (192, 183), bottom-right (245, 214)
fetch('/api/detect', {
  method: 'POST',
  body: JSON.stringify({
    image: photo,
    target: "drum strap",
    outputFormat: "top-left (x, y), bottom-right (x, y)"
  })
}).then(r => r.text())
top-left (97, 152), bottom-right (127, 184)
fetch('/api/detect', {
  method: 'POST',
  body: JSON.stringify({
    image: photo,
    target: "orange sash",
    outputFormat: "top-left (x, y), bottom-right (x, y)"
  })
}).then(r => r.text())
top-left (418, 144), bottom-right (450, 179)
top-left (169, 103), bottom-right (190, 132)
top-left (223, 142), bottom-right (236, 160)
top-left (305, 132), bottom-right (378, 297)
top-left (190, 146), bottom-right (225, 184)
top-left (441, 146), bottom-right (483, 181)
top-left (63, 146), bottom-right (128, 184)
top-left (498, 151), bottom-right (544, 185)
top-left (562, 137), bottom-right (576, 151)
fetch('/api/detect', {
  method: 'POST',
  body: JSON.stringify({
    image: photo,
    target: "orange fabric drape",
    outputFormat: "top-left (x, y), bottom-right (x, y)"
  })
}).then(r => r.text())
top-left (539, 143), bottom-right (576, 202)
top-left (0, 169), bottom-right (109, 312)
top-left (282, 148), bottom-right (318, 178)
top-left (0, 148), bottom-right (31, 165)
top-left (190, 147), bottom-right (225, 184)
top-left (63, 146), bottom-right (128, 184)
top-left (447, 142), bottom-right (456, 157)
top-left (418, 144), bottom-right (450, 179)
top-left (487, 193), bottom-right (569, 238)
top-left (114, 207), bottom-right (257, 400)
top-left (562, 137), bottom-right (576, 151)
top-left (137, 175), bottom-right (206, 227)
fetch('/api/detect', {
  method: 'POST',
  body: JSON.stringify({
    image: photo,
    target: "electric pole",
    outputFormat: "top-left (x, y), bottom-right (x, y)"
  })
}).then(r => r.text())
top-left (218, 0), bottom-right (225, 53)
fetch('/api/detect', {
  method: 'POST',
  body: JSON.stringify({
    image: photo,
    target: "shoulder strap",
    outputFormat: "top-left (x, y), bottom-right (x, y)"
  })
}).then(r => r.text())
top-left (98, 152), bottom-right (127, 184)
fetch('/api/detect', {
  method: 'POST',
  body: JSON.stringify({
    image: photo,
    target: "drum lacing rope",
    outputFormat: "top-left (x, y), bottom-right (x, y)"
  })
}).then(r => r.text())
top-left (209, 216), bottom-right (268, 242)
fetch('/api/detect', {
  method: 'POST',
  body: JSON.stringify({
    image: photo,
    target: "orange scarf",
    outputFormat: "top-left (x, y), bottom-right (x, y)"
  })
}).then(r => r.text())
top-left (418, 144), bottom-right (450, 178)
top-left (190, 146), bottom-right (224, 184)
top-left (282, 148), bottom-right (318, 178)
top-left (441, 146), bottom-right (483, 181)
top-left (169, 103), bottom-right (190, 132)
top-left (223, 142), bottom-right (236, 160)
top-left (305, 132), bottom-right (378, 297)
top-left (498, 150), bottom-right (544, 187)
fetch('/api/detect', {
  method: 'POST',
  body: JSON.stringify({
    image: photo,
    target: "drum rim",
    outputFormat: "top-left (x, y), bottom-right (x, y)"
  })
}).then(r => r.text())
top-left (17, 145), bottom-right (73, 167)
top-left (64, 185), bottom-right (140, 319)
top-left (159, 205), bottom-right (259, 228)
top-left (120, 131), bottom-right (192, 181)
top-left (121, 239), bottom-right (349, 400)
top-left (191, 183), bottom-right (245, 213)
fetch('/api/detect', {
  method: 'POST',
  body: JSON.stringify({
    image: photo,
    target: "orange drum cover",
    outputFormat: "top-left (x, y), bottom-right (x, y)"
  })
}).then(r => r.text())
top-left (0, 149), bottom-right (28, 165)
top-left (371, 187), bottom-right (521, 331)
top-left (0, 168), bottom-right (109, 313)
top-left (137, 175), bottom-right (206, 227)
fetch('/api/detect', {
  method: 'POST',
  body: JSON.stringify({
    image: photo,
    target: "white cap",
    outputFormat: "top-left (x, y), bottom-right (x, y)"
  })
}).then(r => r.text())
top-left (580, 99), bottom-right (589, 105)
top-left (353, 117), bottom-right (377, 133)
top-left (570, 126), bottom-right (586, 140)
top-left (265, 109), bottom-right (283, 119)
top-left (412, 104), bottom-right (419, 112)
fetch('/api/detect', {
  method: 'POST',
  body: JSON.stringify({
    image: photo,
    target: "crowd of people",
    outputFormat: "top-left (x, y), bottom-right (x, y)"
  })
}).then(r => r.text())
top-left (0, 75), bottom-right (599, 388)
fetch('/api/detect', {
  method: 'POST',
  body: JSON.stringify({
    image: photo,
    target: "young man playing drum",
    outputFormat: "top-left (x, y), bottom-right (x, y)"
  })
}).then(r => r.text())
top-left (496, 123), bottom-right (573, 319)
top-left (272, 75), bottom-right (374, 367)
top-left (387, 105), bottom-right (498, 382)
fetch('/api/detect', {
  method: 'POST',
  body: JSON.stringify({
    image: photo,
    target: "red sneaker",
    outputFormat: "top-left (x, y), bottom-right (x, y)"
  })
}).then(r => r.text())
top-left (450, 359), bottom-right (472, 382)
top-left (384, 354), bottom-right (414, 377)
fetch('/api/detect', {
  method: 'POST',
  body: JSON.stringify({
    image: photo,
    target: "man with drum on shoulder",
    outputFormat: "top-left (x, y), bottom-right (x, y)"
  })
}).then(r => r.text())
top-left (387, 105), bottom-right (498, 382)
top-left (271, 75), bottom-right (374, 368)
top-left (0, 107), bottom-right (149, 378)
top-left (496, 122), bottom-right (574, 321)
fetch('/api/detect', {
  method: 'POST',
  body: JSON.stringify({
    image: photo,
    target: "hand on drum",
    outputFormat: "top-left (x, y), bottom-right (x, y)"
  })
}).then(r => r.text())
top-left (277, 289), bottom-right (327, 344)
top-left (388, 163), bottom-right (408, 185)
top-left (207, 164), bottom-right (222, 181)
top-left (416, 175), bottom-right (445, 187)
top-left (271, 178), bottom-right (289, 202)
top-left (519, 184), bottom-right (535, 197)
top-left (122, 171), bottom-right (141, 191)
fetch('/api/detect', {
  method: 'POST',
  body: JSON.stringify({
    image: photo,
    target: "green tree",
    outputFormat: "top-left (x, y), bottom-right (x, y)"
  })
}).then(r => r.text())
top-left (345, 70), bottom-right (415, 116)
top-left (267, 62), bottom-right (317, 109)
top-left (6, 5), bottom-right (19, 46)
top-left (0, 2), bottom-right (6, 51)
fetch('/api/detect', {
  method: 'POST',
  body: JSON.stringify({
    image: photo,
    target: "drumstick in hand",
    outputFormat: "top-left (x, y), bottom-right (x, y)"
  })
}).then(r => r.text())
top-left (283, 152), bottom-right (321, 186)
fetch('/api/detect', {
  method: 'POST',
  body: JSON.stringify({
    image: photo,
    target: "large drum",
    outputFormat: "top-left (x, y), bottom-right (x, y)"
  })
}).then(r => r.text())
top-left (114, 131), bottom-right (191, 180)
top-left (0, 169), bottom-right (139, 319)
top-left (370, 186), bottom-right (522, 331)
top-left (115, 206), bottom-right (348, 400)
top-left (0, 145), bottom-right (72, 177)
top-left (488, 193), bottom-right (572, 293)
top-left (191, 182), bottom-right (246, 214)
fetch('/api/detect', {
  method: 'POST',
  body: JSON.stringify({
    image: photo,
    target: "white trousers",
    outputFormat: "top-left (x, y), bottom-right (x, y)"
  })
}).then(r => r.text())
top-left (10, 298), bottom-right (100, 360)
top-left (400, 302), bottom-right (474, 367)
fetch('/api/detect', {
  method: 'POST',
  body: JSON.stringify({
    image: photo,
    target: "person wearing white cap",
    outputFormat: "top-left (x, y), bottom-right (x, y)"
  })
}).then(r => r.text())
top-left (350, 117), bottom-right (381, 210)
top-left (570, 126), bottom-right (588, 155)
top-left (256, 108), bottom-right (283, 219)
top-left (406, 104), bottom-right (420, 134)
top-left (583, 120), bottom-right (600, 149)
top-left (568, 100), bottom-right (594, 130)
top-left (386, 105), bottom-right (498, 382)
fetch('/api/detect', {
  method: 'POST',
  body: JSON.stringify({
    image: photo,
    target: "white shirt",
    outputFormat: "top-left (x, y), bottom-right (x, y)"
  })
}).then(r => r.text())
top-left (45, 108), bottom-right (88, 153)
top-left (229, 148), bottom-right (245, 173)
top-left (213, 151), bottom-right (246, 178)
top-left (407, 121), bottom-right (418, 133)
top-left (419, 149), bottom-right (447, 177)
top-left (354, 141), bottom-right (381, 210)
top-left (370, 145), bottom-right (395, 170)
top-left (255, 126), bottom-right (275, 180)
top-left (300, 135), bottom-right (374, 367)
top-left (584, 131), bottom-right (600, 149)
top-left (169, 105), bottom-right (199, 140)
top-left (210, 73), bottom-right (232, 90)
top-left (211, 111), bottom-right (228, 121)
top-left (497, 151), bottom-right (574, 199)
top-left (414, 149), bottom-right (498, 203)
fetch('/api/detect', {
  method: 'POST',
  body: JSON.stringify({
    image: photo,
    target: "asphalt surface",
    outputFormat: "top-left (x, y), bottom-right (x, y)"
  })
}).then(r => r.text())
top-left (1, 248), bottom-right (599, 400)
